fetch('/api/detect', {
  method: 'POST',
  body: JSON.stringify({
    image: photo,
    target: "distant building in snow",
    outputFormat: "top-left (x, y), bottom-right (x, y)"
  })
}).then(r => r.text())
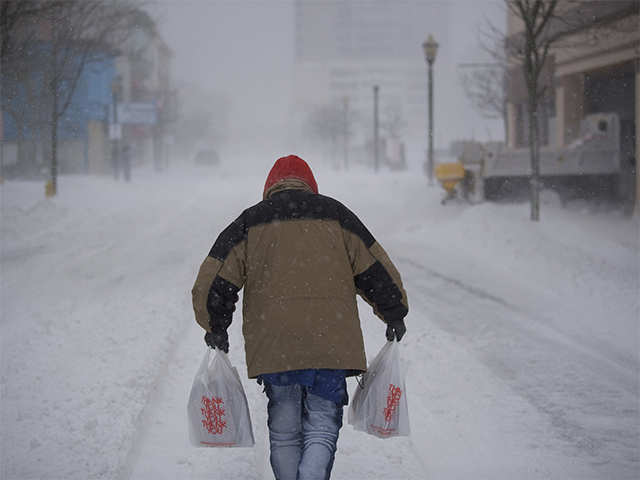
top-left (113, 10), bottom-right (176, 172)
top-left (291, 0), bottom-right (451, 165)
top-left (0, 9), bottom-right (175, 179)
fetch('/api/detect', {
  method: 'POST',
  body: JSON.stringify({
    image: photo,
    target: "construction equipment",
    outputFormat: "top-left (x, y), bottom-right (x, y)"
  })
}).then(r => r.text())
top-left (452, 112), bottom-right (624, 203)
top-left (434, 162), bottom-right (466, 204)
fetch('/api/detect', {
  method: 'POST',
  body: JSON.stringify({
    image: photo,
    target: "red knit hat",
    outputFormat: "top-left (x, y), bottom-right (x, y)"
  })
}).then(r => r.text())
top-left (263, 155), bottom-right (318, 197)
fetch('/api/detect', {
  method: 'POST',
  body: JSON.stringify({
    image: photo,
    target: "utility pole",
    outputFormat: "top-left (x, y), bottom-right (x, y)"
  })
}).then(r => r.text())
top-left (635, 56), bottom-right (640, 217)
top-left (343, 96), bottom-right (349, 171)
top-left (0, 109), bottom-right (4, 183)
top-left (373, 85), bottom-right (379, 172)
top-left (422, 34), bottom-right (439, 186)
top-left (111, 75), bottom-right (122, 180)
top-left (48, 27), bottom-right (59, 197)
top-left (427, 59), bottom-right (434, 185)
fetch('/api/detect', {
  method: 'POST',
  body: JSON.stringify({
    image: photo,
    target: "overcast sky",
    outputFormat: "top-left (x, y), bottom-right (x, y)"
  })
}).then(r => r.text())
top-left (157, 0), bottom-right (505, 163)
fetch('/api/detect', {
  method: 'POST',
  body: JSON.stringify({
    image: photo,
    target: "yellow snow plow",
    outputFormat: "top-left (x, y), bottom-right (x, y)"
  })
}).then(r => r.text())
top-left (434, 162), bottom-right (466, 204)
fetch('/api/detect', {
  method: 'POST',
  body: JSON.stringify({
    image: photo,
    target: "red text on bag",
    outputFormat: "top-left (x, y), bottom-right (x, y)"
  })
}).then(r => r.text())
top-left (384, 384), bottom-right (402, 423)
top-left (201, 396), bottom-right (227, 434)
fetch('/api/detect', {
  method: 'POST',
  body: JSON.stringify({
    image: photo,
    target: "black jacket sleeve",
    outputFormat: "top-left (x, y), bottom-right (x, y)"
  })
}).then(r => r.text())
top-left (338, 202), bottom-right (408, 324)
top-left (192, 213), bottom-right (246, 333)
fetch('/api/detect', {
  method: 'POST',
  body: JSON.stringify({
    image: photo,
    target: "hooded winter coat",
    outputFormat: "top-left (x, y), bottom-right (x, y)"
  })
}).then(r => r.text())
top-left (192, 155), bottom-right (408, 378)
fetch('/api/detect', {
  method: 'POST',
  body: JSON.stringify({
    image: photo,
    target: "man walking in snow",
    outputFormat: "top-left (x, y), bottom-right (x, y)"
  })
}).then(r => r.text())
top-left (192, 155), bottom-right (408, 480)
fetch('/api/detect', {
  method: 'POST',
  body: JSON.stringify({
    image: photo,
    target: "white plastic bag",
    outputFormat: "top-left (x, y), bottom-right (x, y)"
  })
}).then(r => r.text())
top-left (349, 341), bottom-right (410, 438)
top-left (187, 348), bottom-right (255, 447)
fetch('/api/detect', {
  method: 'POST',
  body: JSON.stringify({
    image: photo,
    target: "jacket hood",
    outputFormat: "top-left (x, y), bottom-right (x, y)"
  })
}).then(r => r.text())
top-left (263, 155), bottom-right (318, 199)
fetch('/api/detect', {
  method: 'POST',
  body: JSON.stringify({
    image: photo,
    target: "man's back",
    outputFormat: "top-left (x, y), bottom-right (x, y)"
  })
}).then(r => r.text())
top-left (239, 187), bottom-right (372, 377)
top-left (192, 157), bottom-right (407, 379)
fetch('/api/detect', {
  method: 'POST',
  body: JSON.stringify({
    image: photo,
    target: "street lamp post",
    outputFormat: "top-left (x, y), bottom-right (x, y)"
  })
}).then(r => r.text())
top-left (373, 85), bottom-right (379, 172)
top-left (111, 75), bottom-right (122, 179)
top-left (343, 96), bottom-right (349, 171)
top-left (422, 34), bottom-right (439, 185)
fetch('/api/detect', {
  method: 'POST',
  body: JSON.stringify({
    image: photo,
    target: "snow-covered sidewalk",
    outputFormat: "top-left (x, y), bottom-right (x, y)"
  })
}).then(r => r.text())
top-left (1, 164), bottom-right (638, 479)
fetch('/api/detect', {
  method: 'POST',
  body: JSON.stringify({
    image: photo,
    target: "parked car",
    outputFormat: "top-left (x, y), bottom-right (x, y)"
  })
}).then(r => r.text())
top-left (194, 149), bottom-right (220, 166)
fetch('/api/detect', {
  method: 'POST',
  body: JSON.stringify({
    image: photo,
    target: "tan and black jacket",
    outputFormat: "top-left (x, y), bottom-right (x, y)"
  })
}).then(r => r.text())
top-left (192, 180), bottom-right (408, 378)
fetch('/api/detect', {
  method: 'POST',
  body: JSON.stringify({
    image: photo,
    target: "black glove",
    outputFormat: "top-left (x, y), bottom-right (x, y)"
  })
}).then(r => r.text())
top-left (204, 328), bottom-right (229, 353)
top-left (385, 319), bottom-right (406, 342)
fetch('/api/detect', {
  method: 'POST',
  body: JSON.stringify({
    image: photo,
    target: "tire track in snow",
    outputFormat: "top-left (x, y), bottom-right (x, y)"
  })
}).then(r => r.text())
top-left (1, 182), bottom-right (214, 479)
top-left (116, 315), bottom-right (193, 480)
top-left (399, 257), bottom-right (640, 479)
top-left (118, 321), bottom-right (269, 480)
top-left (398, 256), bottom-right (638, 388)
top-left (114, 197), bottom-right (270, 479)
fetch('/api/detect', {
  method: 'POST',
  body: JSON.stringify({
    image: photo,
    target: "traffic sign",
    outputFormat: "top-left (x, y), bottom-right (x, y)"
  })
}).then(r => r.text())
top-left (109, 124), bottom-right (122, 140)
top-left (117, 103), bottom-right (157, 125)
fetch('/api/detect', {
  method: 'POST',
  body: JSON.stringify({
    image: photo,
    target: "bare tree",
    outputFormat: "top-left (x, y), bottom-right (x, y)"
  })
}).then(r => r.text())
top-left (505, 0), bottom-right (559, 222)
top-left (459, 20), bottom-right (510, 143)
top-left (380, 103), bottom-right (407, 142)
top-left (0, 1), bottom-right (56, 63)
top-left (306, 101), bottom-right (357, 169)
top-left (1, 1), bottom-right (142, 192)
top-left (42, 0), bottom-right (141, 195)
top-left (1, 1), bottom-right (57, 175)
top-left (460, 65), bottom-right (508, 142)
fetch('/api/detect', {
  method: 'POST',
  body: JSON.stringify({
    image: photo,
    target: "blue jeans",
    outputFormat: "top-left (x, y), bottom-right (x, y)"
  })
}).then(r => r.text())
top-left (265, 383), bottom-right (344, 480)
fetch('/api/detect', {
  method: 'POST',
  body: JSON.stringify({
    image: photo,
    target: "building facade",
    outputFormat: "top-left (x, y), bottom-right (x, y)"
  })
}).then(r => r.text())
top-left (1, 46), bottom-right (115, 178)
top-left (292, 0), bottom-right (448, 165)
top-left (112, 11), bottom-right (175, 172)
top-left (505, 0), bottom-right (639, 205)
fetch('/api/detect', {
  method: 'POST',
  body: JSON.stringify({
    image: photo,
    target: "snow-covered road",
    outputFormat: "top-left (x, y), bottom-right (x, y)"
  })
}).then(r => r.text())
top-left (401, 257), bottom-right (638, 478)
top-left (2, 164), bottom-right (638, 479)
